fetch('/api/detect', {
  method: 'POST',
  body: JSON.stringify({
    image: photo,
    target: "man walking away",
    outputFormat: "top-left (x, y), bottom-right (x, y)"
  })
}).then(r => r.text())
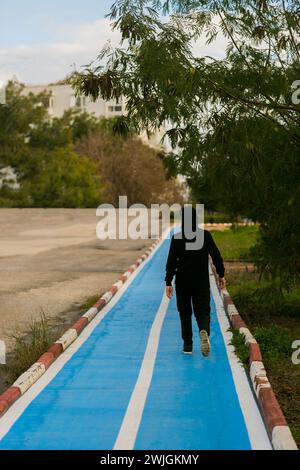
top-left (165, 207), bottom-right (226, 356)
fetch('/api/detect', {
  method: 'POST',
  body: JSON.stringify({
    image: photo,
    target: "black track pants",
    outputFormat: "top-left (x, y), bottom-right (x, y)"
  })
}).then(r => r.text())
top-left (175, 284), bottom-right (211, 344)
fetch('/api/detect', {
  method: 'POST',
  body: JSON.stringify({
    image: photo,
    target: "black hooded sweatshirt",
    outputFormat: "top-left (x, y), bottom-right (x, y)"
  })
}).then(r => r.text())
top-left (165, 208), bottom-right (225, 288)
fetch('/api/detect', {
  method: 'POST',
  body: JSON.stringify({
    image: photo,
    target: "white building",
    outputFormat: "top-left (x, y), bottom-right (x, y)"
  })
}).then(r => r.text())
top-left (23, 84), bottom-right (124, 119)
top-left (23, 83), bottom-right (166, 149)
top-left (0, 167), bottom-right (19, 190)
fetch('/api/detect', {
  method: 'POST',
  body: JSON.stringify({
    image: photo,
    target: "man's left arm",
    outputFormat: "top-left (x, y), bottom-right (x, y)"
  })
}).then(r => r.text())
top-left (165, 236), bottom-right (178, 298)
top-left (207, 232), bottom-right (226, 289)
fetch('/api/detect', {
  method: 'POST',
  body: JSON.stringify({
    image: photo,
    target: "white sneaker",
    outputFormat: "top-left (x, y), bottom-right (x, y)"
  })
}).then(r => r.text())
top-left (200, 330), bottom-right (210, 357)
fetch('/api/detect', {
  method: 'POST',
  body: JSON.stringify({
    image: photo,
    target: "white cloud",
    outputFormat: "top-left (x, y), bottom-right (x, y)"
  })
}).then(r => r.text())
top-left (192, 35), bottom-right (227, 60)
top-left (0, 19), bottom-right (122, 85)
top-left (0, 17), bottom-right (227, 86)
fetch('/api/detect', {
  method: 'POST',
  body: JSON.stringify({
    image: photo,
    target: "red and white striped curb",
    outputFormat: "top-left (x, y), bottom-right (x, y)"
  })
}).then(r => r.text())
top-left (0, 238), bottom-right (161, 419)
top-left (204, 222), bottom-right (256, 227)
top-left (211, 265), bottom-right (298, 450)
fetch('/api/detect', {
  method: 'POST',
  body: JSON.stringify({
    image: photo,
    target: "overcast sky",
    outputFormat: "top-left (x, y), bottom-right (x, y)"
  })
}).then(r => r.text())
top-left (0, 0), bottom-right (226, 85)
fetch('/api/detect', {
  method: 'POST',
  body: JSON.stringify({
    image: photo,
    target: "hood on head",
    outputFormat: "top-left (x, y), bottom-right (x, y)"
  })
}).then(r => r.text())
top-left (181, 206), bottom-right (197, 236)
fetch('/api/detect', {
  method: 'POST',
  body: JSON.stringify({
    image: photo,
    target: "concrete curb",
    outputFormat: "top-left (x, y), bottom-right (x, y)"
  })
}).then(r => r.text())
top-left (0, 238), bottom-right (161, 419)
top-left (211, 264), bottom-right (298, 450)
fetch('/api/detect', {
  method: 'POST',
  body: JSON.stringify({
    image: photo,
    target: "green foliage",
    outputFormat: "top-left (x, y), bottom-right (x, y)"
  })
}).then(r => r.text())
top-left (0, 81), bottom-right (102, 207)
top-left (73, 0), bottom-right (300, 286)
top-left (195, 116), bottom-right (300, 286)
top-left (76, 128), bottom-right (184, 206)
top-left (204, 211), bottom-right (233, 224)
top-left (0, 80), bottom-right (179, 208)
top-left (228, 273), bottom-right (300, 320)
top-left (0, 82), bottom-right (49, 165)
top-left (28, 110), bottom-right (99, 150)
top-left (98, 115), bottom-right (135, 138)
top-left (17, 147), bottom-right (101, 208)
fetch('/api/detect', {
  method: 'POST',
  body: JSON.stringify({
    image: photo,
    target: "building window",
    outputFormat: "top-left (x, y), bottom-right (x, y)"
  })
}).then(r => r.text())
top-left (70, 96), bottom-right (76, 107)
top-left (108, 105), bottom-right (122, 112)
top-left (76, 96), bottom-right (86, 108)
top-left (71, 95), bottom-right (86, 109)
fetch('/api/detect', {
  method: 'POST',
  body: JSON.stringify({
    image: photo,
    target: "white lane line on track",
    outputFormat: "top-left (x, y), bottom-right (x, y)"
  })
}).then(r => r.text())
top-left (0, 234), bottom-right (169, 443)
top-left (114, 293), bottom-right (169, 450)
top-left (210, 268), bottom-right (272, 450)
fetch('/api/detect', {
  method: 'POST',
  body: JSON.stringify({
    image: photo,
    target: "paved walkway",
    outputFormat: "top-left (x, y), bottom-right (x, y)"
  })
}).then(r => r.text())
top-left (0, 235), bottom-right (271, 449)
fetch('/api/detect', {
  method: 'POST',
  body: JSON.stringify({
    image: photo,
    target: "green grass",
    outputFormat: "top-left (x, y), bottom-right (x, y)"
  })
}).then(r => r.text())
top-left (80, 294), bottom-right (101, 311)
top-left (4, 313), bottom-right (52, 384)
top-left (231, 329), bottom-right (249, 368)
top-left (210, 225), bottom-right (259, 261)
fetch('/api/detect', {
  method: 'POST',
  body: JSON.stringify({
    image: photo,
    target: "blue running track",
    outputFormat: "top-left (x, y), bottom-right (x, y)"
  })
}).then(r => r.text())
top-left (0, 235), bottom-right (271, 450)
